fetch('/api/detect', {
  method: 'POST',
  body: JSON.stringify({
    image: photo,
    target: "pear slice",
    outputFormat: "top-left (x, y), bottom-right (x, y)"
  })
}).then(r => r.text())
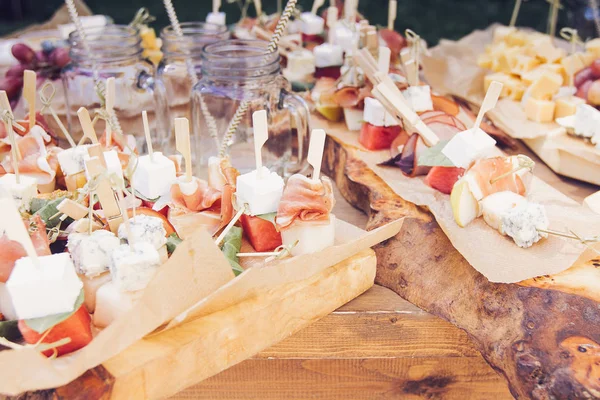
top-left (315, 104), bottom-right (343, 122)
top-left (450, 178), bottom-right (480, 227)
top-left (480, 191), bottom-right (527, 234)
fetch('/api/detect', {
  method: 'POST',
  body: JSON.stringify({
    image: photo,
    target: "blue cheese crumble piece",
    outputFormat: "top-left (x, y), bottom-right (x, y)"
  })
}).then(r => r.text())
top-left (68, 230), bottom-right (121, 277)
top-left (57, 145), bottom-right (91, 176)
top-left (500, 202), bottom-right (549, 248)
top-left (118, 215), bottom-right (167, 250)
top-left (110, 242), bottom-right (161, 292)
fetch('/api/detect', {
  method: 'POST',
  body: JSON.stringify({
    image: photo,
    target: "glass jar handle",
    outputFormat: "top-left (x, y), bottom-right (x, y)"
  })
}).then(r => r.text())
top-left (137, 69), bottom-right (172, 152)
top-left (280, 89), bottom-right (311, 175)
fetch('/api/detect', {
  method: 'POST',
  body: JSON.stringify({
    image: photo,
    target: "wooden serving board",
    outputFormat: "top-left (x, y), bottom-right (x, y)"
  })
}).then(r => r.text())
top-left (7, 250), bottom-right (377, 400)
top-left (319, 121), bottom-right (600, 399)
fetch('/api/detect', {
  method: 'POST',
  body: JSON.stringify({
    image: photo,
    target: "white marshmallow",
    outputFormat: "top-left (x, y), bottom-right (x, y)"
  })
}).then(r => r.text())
top-left (57, 145), bottom-right (91, 176)
top-left (281, 214), bottom-right (336, 256)
top-left (363, 97), bottom-right (399, 127)
top-left (118, 215), bottom-right (167, 250)
top-left (131, 152), bottom-right (177, 200)
top-left (110, 242), bottom-right (161, 292)
top-left (80, 272), bottom-right (111, 313)
top-left (68, 230), bottom-right (121, 278)
top-left (93, 281), bottom-right (142, 328)
top-left (314, 43), bottom-right (344, 68)
top-left (300, 12), bottom-right (325, 35)
top-left (0, 174), bottom-right (37, 212)
top-left (6, 253), bottom-right (83, 319)
top-left (206, 11), bottom-right (226, 25)
top-left (402, 86), bottom-right (434, 113)
top-left (442, 128), bottom-right (497, 169)
top-left (236, 166), bottom-right (284, 216)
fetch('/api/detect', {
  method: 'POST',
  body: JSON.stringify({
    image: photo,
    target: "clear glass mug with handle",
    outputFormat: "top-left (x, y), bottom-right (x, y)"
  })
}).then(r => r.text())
top-left (192, 39), bottom-right (311, 177)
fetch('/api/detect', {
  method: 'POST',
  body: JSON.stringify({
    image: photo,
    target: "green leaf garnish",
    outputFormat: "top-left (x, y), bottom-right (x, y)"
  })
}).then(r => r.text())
top-left (256, 212), bottom-right (277, 224)
top-left (220, 226), bottom-right (244, 276)
top-left (34, 197), bottom-right (73, 228)
top-left (24, 289), bottom-right (84, 334)
top-left (166, 233), bottom-right (183, 255)
top-left (417, 140), bottom-right (455, 167)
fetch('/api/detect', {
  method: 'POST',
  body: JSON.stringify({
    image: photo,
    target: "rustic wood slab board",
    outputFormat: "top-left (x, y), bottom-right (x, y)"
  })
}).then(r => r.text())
top-left (316, 121), bottom-right (600, 399)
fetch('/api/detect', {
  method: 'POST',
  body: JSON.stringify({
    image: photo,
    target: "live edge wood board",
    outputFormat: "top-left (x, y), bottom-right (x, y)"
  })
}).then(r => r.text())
top-left (321, 131), bottom-right (600, 399)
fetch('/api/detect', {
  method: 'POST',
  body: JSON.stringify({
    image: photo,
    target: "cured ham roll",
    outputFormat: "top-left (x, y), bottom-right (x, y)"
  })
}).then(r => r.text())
top-left (276, 174), bottom-right (336, 256)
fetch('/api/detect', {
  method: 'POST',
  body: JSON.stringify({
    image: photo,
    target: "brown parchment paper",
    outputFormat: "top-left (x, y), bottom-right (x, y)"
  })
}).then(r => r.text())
top-left (0, 229), bottom-right (235, 396)
top-left (165, 218), bottom-right (404, 329)
top-left (317, 116), bottom-right (599, 283)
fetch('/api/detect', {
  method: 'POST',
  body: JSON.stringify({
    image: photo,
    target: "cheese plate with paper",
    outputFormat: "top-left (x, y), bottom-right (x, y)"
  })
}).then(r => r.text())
top-left (421, 14), bottom-right (600, 186)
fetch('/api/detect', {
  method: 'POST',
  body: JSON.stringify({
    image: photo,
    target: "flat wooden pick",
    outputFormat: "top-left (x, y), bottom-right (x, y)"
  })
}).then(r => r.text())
top-left (254, 0), bottom-right (262, 17)
top-left (87, 144), bottom-right (106, 168)
top-left (105, 77), bottom-right (116, 147)
top-left (327, 6), bottom-right (338, 43)
top-left (0, 195), bottom-right (37, 261)
top-left (213, 0), bottom-right (221, 13)
top-left (142, 110), bottom-right (154, 160)
top-left (0, 91), bottom-right (21, 183)
top-left (473, 81), bottom-right (503, 132)
top-left (175, 117), bottom-right (192, 182)
top-left (308, 129), bottom-right (326, 181)
top-left (312, 0), bottom-right (325, 14)
top-left (378, 46), bottom-right (391, 73)
top-left (77, 107), bottom-right (99, 145)
top-left (57, 198), bottom-right (89, 220)
top-left (23, 70), bottom-right (36, 128)
top-left (252, 110), bottom-right (269, 179)
top-left (387, 0), bottom-right (397, 30)
top-left (85, 157), bottom-right (122, 233)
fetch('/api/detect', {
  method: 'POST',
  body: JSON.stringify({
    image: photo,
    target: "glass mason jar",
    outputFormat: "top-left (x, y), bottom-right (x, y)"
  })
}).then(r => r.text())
top-left (156, 22), bottom-right (230, 152)
top-left (193, 40), bottom-right (311, 177)
top-left (63, 25), bottom-right (162, 149)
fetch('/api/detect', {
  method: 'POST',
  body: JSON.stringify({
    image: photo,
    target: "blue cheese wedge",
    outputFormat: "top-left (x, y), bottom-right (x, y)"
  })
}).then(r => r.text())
top-left (556, 104), bottom-right (600, 147)
top-left (57, 145), bottom-right (91, 176)
top-left (109, 242), bottom-right (161, 292)
top-left (68, 230), bottom-right (121, 277)
top-left (118, 215), bottom-right (167, 250)
top-left (0, 174), bottom-right (37, 212)
top-left (501, 202), bottom-right (549, 248)
top-left (401, 86), bottom-right (434, 113)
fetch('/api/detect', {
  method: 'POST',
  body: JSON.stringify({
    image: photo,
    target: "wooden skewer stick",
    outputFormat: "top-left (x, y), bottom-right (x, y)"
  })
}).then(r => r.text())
top-left (344, 0), bottom-right (358, 22)
top-left (378, 47), bottom-right (391, 74)
top-left (175, 117), bottom-right (192, 183)
top-left (214, 205), bottom-right (246, 246)
top-left (510, 0), bottom-right (522, 27)
top-left (252, 110), bottom-right (269, 179)
top-left (105, 77), bottom-right (116, 148)
top-left (85, 158), bottom-right (123, 234)
top-left (142, 110), bottom-right (154, 162)
top-left (0, 91), bottom-right (21, 183)
top-left (326, 6), bottom-right (338, 44)
top-left (77, 107), bottom-right (99, 145)
top-left (472, 81), bottom-right (503, 134)
top-left (387, 0), bottom-right (397, 30)
top-left (39, 82), bottom-right (75, 148)
top-left (212, 0), bottom-right (220, 14)
top-left (0, 195), bottom-right (38, 265)
top-left (311, 0), bottom-right (325, 15)
top-left (255, 0), bottom-right (263, 17)
top-left (308, 129), bottom-right (326, 181)
top-left (23, 70), bottom-right (36, 129)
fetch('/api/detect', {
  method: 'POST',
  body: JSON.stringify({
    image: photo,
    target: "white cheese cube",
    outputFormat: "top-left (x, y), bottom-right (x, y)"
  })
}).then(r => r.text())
top-left (442, 128), bottom-right (497, 169)
top-left (118, 215), bottom-right (167, 250)
top-left (300, 12), bottom-right (325, 35)
top-left (281, 214), bottom-right (336, 256)
top-left (57, 145), bottom-right (91, 176)
top-left (131, 152), bottom-right (176, 200)
top-left (333, 24), bottom-right (358, 53)
top-left (109, 242), bottom-right (161, 292)
top-left (574, 104), bottom-right (600, 139)
top-left (236, 167), bottom-right (284, 215)
top-left (402, 86), bottom-right (434, 113)
top-left (0, 283), bottom-right (17, 320)
top-left (93, 281), bottom-right (143, 328)
top-left (344, 108), bottom-right (363, 131)
top-left (0, 174), bottom-right (37, 212)
top-left (363, 97), bottom-right (399, 127)
top-left (6, 253), bottom-right (83, 319)
top-left (285, 49), bottom-right (316, 79)
top-left (68, 230), bottom-right (121, 277)
top-left (206, 11), bottom-right (226, 25)
top-left (481, 191), bottom-right (528, 234)
top-left (103, 150), bottom-right (123, 184)
top-left (501, 202), bottom-right (548, 248)
top-left (314, 43), bottom-right (344, 68)
top-left (80, 272), bottom-right (111, 313)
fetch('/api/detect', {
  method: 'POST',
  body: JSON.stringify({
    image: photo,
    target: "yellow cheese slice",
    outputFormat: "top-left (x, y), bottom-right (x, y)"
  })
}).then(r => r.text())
top-left (527, 37), bottom-right (566, 63)
top-left (561, 54), bottom-right (586, 80)
top-left (484, 72), bottom-right (524, 99)
top-left (585, 38), bottom-right (600, 59)
top-left (524, 97), bottom-right (556, 123)
top-left (493, 26), bottom-right (517, 44)
top-left (554, 96), bottom-right (586, 119)
top-left (477, 53), bottom-right (493, 70)
top-left (511, 55), bottom-right (541, 76)
top-left (528, 72), bottom-right (563, 100)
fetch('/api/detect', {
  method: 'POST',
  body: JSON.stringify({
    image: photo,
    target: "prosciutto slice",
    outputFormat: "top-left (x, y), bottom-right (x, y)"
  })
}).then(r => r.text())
top-left (467, 156), bottom-right (530, 198)
top-left (276, 174), bottom-right (335, 231)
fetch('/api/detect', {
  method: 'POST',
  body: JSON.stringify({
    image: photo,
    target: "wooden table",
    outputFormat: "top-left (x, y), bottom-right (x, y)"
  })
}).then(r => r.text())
top-left (172, 136), bottom-right (597, 399)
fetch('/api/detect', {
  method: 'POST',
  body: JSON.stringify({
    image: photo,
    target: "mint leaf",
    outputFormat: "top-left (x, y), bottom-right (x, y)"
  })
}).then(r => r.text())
top-left (220, 226), bottom-right (244, 276)
top-left (256, 212), bottom-right (277, 224)
top-left (0, 320), bottom-right (21, 341)
top-left (417, 140), bottom-right (455, 167)
top-left (24, 289), bottom-right (84, 334)
top-left (166, 233), bottom-right (182, 255)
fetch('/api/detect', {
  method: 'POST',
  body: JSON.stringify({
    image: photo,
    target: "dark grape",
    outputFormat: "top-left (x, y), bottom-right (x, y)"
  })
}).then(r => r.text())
top-left (11, 43), bottom-right (36, 64)
top-left (35, 50), bottom-right (47, 64)
top-left (0, 77), bottom-right (24, 100)
top-left (576, 79), bottom-right (593, 100)
top-left (41, 40), bottom-right (55, 55)
top-left (49, 47), bottom-right (71, 68)
top-left (591, 59), bottom-right (600, 79)
top-left (5, 64), bottom-right (26, 78)
top-left (574, 67), bottom-right (593, 88)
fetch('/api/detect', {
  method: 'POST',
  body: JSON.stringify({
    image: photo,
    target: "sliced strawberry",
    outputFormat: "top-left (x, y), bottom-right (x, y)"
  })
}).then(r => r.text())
top-left (425, 166), bottom-right (465, 195)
